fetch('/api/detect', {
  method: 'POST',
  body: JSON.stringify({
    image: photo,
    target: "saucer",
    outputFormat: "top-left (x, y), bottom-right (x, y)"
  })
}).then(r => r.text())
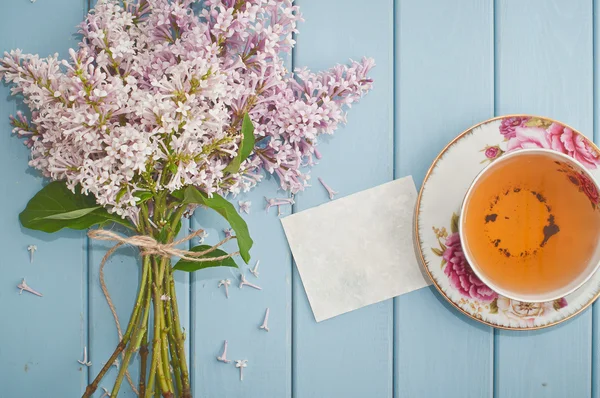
top-left (415, 115), bottom-right (600, 329)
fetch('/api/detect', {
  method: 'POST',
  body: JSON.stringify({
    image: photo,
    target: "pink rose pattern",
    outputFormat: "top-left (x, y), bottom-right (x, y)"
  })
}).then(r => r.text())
top-left (499, 116), bottom-right (530, 139)
top-left (484, 146), bottom-right (501, 159)
top-left (442, 233), bottom-right (498, 302)
top-left (505, 120), bottom-right (600, 169)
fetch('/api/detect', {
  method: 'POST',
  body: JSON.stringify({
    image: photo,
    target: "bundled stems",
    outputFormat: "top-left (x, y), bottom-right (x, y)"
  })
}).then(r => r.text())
top-left (85, 253), bottom-right (191, 398)
top-left (84, 200), bottom-right (193, 397)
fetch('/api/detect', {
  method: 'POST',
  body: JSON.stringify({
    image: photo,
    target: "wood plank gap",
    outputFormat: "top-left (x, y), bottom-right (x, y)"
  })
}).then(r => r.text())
top-left (592, 1), bottom-right (599, 397)
top-left (492, 0), bottom-right (498, 396)
top-left (290, 25), bottom-right (297, 398)
top-left (189, 217), bottom-right (196, 394)
top-left (83, 0), bottom-right (91, 391)
top-left (392, 0), bottom-right (399, 395)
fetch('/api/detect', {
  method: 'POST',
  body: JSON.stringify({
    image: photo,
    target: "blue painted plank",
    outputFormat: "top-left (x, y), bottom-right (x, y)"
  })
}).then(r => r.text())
top-left (190, 186), bottom-right (292, 397)
top-left (495, 1), bottom-right (593, 397)
top-left (394, 1), bottom-right (494, 397)
top-left (190, 41), bottom-right (293, 398)
top-left (291, 1), bottom-right (394, 397)
top-left (190, 8), bottom-right (293, 397)
top-left (0, 1), bottom-right (88, 396)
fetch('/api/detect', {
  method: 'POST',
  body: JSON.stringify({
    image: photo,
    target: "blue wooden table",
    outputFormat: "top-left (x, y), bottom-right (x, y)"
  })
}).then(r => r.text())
top-left (0, 0), bottom-right (598, 397)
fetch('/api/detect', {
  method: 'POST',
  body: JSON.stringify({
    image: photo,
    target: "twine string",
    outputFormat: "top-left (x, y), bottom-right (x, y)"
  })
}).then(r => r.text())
top-left (89, 229), bottom-right (239, 395)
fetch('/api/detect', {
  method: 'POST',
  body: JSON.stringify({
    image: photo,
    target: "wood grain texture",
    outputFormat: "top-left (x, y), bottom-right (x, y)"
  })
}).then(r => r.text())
top-left (394, 1), bottom-right (494, 397)
top-left (495, 1), bottom-right (593, 397)
top-left (1, 0), bottom-right (600, 396)
top-left (0, 1), bottom-right (88, 397)
top-left (189, 185), bottom-right (293, 397)
top-left (291, 1), bottom-right (394, 397)
top-left (189, 18), bottom-right (293, 398)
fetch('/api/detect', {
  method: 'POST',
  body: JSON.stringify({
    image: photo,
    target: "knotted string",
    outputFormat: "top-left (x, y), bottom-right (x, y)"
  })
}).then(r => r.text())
top-left (88, 228), bottom-right (238, 395)
top-left (88, 229), bottom-right (238, 262)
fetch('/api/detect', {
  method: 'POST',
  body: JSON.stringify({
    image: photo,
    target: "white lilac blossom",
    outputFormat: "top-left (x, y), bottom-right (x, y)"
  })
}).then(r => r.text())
top-left (0, 0), bottom-right (373, 223)
top-left (249, 260), bottom-right (259, 277)
top-left (17, 278), bottom-right (43, 297)
top-left (218, 278), bottom-right (231, 298)
top-left (259, 307), bottom-right (270, 332)
top-left (235, 359), bottom-right (248, 381)
top-left (264, 196), bottom-right (294, 215)
top-left (318, 177), bottom-right (338, 200)
top-left (27, 245), bottom-right (37, 263)
top-left (239, 273), bottom-right (261, 290)
top-left (238, 200), bottom-right (251, 214)
top-left (216, 340), bottom-right (231, 363)
top-left (78, 346), bottom-right (93, 367)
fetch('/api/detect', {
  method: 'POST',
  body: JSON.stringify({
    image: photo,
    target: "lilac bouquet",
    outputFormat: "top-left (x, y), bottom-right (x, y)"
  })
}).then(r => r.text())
top-left (0, 0), bottom-right (373, 396)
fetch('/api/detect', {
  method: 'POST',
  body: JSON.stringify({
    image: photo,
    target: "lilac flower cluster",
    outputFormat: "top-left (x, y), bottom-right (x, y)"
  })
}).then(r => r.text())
top-left (0, 0), bottom-right (373, 221)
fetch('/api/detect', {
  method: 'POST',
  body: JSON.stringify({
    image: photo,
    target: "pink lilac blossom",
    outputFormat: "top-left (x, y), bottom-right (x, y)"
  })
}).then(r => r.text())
top-left (0, 0), bottom-right (373, 222)
top-left (442, 233), bottom-right (498, 302)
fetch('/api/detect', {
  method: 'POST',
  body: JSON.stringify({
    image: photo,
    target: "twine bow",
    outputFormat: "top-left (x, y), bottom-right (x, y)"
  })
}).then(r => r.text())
top-left (88, 228), bottom-right (239, 262)
top-left (87, 228), bottom-right (238, 395)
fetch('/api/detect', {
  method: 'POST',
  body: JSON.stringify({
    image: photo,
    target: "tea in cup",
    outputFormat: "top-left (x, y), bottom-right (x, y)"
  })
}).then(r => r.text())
top-left (459, 149), bottom-right (600, 302)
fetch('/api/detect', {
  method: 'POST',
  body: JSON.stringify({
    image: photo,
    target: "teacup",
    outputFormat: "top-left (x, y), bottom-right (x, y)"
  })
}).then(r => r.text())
top-left (459, 148), bottom-right (600, 302)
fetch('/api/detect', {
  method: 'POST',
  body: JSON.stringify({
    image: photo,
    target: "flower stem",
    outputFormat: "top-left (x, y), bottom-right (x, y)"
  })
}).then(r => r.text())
top-left (139, 329), bottom-right (149, 397)
top-left (82, 341), bottom-right (127, 397)
top-left (154, 378), bottom-right (161, 398)
top-left (109, 255), bottom-right (152, 397)
top-left (166, 326), bottom-right (183, 396)
top-left (111, 315), bottom-right (145, 396)
top-left (163, 277), bottom-right (183, 395)
top-left (169, 270), bottom-right (191, 398)
top-left (152, 279), bottom-right (171, 396)
top-left (137, 263), bottom-right (153, 396)
top-left (83, 255), bottom-right (150, 398)
top-left (146, 342), bottom-right (158, 398)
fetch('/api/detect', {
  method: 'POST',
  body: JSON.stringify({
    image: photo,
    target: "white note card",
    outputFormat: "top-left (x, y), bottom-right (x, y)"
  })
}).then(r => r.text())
top-left (281, 176), bottom-right (431, 322)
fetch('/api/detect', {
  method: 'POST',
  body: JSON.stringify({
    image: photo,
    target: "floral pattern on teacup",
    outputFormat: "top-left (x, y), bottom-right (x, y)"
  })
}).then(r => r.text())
top-left (555, 161), bottom-right (600, 209)
top-left (431, 212), bottom-right (567, 321)
top-left (486, 116), bottom-right (600, 168)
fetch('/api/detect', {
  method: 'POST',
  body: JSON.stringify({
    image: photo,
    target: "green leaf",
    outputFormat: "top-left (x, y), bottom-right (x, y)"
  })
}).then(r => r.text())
top-left (167, 163), bottom-right (178, 174)
top-left (173, 245), bottom-right (238, 272)
top-left (43, 206), bottom-right (101, 220)
top-left (179, 186), bottom-right (253, 263)
top-left (134, 190), bottom-right (153, 204)
top-left (116, 187), bottom-right (128, 203)
top-left (20, 181), bottom-right (131, 233)
top-left (489, 298), bottom-right (498, 314)
top-left (158, 220), bottom-right (182, 244)
top-left (431, 247), bottom-right (443, 256)
top-left (440, 258), bottom-right (447, 268)
top-left (223, 113), bottom-right (255, 174)
top-left (450, 212), bottom-right (459, 234)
